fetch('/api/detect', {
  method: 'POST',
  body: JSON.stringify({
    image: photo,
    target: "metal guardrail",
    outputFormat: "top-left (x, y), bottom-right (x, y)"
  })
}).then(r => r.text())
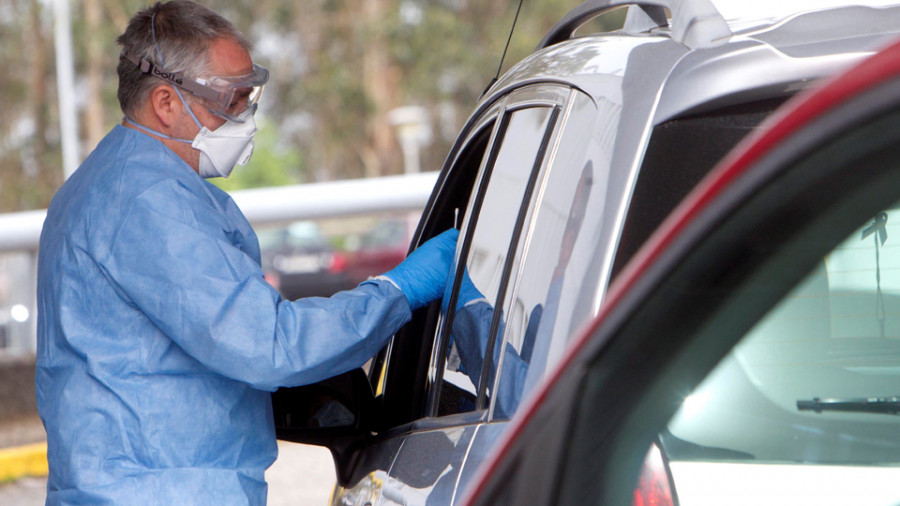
top-left (0, 172), bottom-right (439, 253)
top-left (0, 172), bottom-right (439, 355)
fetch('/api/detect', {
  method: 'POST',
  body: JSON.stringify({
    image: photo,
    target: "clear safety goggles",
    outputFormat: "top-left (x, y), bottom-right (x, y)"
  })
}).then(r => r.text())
top-left (122, 50), bottom-right (269, 122)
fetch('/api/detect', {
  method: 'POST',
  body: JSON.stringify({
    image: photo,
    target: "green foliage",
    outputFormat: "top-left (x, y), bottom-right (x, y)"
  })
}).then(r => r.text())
top-left (0, 0), bottom-right (628, 212)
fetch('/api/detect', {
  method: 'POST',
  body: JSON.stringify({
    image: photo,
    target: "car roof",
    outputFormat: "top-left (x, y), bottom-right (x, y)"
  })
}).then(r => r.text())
top-left (484, 2), bottom-right (900, 124)
top-left (710, 0), bottom-right (900, 26)
top-left (460, 29), bottom-right (900, 506)
top-left (448, 0), bottom-right (900, 330)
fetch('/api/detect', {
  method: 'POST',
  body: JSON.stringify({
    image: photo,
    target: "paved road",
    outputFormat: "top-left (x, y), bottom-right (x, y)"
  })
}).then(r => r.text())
top-left (0, 441), bottom-right (336, 505)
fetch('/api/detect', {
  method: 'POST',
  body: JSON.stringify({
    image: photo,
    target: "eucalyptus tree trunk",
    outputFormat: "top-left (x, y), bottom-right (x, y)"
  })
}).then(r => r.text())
top-left (83, 0), bottom-right (106, 150)
top-left (362, 0), bottom-right (399, 179)
top-left (28, 0), bottom-right (49, 159)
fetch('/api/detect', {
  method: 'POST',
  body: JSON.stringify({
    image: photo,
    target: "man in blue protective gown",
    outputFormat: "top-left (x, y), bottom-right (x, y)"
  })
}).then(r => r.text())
top-left (34, 1), bottom-right (457, 504)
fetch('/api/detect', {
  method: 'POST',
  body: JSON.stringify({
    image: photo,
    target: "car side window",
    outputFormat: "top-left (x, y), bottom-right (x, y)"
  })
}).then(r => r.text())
top-left (612, 98), bottom-right (788, 279)
top-left (663, 205), bottom-right (900, 476)
top-left (371, 117), bottom-right (496, 429)
top-left (490, 93), bottom-right (602, 419)
top-left (433, 102), bottom-right (560, 417)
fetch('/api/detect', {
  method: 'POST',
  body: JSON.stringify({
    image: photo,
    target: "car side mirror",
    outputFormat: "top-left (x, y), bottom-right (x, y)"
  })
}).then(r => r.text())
top-left (271, 368), bottom-right (376, 485)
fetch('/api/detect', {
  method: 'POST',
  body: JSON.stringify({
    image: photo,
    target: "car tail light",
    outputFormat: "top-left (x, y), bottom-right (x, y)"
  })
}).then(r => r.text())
top-left (329, 252), bottom-right (348, 273)
top-left (633, 442), bottom-right (676, 506)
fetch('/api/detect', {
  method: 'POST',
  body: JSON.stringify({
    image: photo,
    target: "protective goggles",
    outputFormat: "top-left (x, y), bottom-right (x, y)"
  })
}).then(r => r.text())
top-left (122, 50), bottom-right (269, 122)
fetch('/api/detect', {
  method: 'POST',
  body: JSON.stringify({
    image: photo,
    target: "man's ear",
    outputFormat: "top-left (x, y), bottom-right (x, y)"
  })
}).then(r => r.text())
top-left (148, 84), bottom-right (182, 128)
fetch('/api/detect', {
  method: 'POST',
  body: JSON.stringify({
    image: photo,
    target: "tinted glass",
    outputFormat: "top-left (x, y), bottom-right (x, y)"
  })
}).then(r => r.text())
top-left (613, 98), bottom-right (786, 279)
top-left (437, 106), bottom-right (555, 416)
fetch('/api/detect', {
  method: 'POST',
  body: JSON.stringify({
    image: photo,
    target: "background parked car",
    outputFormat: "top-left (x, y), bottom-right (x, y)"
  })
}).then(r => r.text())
top-left (462, 34), bottom-right (900, 506)
top-left (258, 221), bottom-right (349, 300)
top-left (269, 1), bottom-right (900, 505)
top-left (343, 213), bottom-right (419, 288)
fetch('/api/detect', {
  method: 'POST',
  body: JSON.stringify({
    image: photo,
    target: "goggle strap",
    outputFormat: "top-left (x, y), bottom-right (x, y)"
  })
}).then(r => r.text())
top-left (121, 50), bottom-right (221, 103)
top-left (139, 57), bottom-right (152, 74)
top-left (151, 12), bottom-right (164, 66)
top-left (122, 52), bottom-right (158, 77)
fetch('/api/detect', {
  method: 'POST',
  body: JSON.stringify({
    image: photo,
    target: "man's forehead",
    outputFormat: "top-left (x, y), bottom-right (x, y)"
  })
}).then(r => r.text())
top-left (206, 37), bottom-right (254, 77)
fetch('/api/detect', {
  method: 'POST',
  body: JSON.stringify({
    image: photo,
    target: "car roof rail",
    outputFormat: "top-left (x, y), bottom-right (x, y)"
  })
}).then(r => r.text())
top-left (536, 0), bottom-right (732, 50)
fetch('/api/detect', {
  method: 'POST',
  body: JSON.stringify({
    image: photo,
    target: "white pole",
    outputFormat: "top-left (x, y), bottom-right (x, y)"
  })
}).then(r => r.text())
top-left (53, 0), bottom-right (80, 179)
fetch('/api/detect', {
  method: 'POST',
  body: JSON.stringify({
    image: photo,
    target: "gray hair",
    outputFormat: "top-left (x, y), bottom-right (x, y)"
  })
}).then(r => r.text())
top-left (116, 0), bottom-right (252, 117)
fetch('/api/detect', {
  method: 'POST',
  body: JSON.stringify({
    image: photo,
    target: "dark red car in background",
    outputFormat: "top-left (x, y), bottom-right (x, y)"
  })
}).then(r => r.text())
top-left (258, 221), bottom-right (349, 300)
top-left (343, 213), bottom-right (419, 288)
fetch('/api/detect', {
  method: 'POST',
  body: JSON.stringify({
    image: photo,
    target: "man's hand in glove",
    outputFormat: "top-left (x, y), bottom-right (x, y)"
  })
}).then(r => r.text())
top-left (381, 228), bottom-right (459, 310)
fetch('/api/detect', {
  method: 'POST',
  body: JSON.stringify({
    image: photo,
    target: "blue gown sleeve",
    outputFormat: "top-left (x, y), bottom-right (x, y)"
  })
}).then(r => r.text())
top-left (99, 180), bottom-right (411, 391)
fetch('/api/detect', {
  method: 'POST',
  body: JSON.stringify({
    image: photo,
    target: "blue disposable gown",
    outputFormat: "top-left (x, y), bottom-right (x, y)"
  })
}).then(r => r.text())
top-left (35, 125), bottom-right (412, 505)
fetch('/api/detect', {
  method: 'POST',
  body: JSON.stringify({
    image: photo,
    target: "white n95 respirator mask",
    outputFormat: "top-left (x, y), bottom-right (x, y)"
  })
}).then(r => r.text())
top-left (123, 98), bottom-right (259, 180)
top-left (120, 24), bottom-right (268, 179)
top-left (192, 105), bottom-right (258, 179)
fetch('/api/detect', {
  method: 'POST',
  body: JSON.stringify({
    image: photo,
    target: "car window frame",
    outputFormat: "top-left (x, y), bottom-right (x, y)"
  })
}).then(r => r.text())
top-left (372, 107), bottom-right (502, 430)
top-left (486, 89), bottom-right (600, 421)
top-left (423, 85), bottom-right (575, 419)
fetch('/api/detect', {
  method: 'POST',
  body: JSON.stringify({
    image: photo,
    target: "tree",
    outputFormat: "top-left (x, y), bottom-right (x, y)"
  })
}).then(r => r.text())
top-left (0, 0), bottom-right (627, 209)
top-left (0, 0), bottom-right (62, 213)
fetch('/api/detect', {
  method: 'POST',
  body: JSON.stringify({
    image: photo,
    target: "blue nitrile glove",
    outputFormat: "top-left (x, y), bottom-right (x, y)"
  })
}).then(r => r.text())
top-left (382, 228), bottom-right (459, 310)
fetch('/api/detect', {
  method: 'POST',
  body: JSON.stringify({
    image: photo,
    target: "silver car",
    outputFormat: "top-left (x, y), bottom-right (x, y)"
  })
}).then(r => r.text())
top-left (462, 28), bottom-right (900, 506)
top-left (272, 1), bottom-right (900, 504)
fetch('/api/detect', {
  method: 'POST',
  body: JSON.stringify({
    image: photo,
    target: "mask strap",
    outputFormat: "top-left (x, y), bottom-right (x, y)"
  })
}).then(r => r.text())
top-left (151, 12), bottom-right (164, 65)
top-left (172, 86), bottom-right (203, 129)
top-left (124, 116), bottom-right (193, 145)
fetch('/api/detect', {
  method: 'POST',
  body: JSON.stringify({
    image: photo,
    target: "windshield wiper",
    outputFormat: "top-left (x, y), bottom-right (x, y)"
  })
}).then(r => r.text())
top-left (797, 396), bottom-right (900, 415)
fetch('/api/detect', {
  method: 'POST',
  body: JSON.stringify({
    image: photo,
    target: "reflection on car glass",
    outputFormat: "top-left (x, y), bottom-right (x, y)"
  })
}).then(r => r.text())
top-left (438, 106), bottom-right (554, 415)
top-left (665, 204), bottom-right (900, 465)
top-left (860, 211), bottom-right (889, 337)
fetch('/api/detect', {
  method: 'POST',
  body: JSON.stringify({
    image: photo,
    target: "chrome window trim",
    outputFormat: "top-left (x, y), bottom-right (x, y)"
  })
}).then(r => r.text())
top-left (423, 98), bottom-right (508, 416)
top-left (487, 88), bottom-right (583, 421)
top-left (425, 84), bottom-right (573, 419)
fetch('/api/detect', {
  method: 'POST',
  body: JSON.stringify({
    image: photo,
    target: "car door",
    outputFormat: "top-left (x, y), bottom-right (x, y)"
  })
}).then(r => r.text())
top-left (462, 37), bottom-right (900, 506)
top-left (327, 84), bottom-right (597, 506)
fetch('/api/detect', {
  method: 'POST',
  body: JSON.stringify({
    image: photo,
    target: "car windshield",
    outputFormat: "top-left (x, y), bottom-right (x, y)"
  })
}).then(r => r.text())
top-left (710, 0), bottom-right (899, 23)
